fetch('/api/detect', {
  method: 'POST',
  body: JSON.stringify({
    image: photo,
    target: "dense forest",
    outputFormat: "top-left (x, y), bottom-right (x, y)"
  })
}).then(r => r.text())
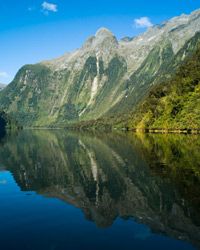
top-left (127, 42), bottom-right (200, 132)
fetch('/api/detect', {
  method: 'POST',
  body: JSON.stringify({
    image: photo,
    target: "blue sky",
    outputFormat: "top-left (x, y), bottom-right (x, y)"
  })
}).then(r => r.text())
top-left (0, 0), bottom-right (200, 84)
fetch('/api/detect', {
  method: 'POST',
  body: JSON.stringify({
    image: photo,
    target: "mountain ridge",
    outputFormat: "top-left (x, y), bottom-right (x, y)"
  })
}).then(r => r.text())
top-left (127, 35), bottom-right (200, 131)
top-left (0, 9), bottom-right (200, 127)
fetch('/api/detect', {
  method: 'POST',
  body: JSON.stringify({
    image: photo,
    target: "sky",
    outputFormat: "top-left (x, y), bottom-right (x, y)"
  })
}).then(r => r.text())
top-left (0, 0), bottom-right (200, 84)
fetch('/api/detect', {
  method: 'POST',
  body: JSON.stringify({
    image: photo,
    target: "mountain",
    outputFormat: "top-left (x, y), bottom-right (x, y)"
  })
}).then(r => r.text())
top-left (127, 34), bottom-right (200, 131)
top-left (0, 9), bottom-right (200, 127)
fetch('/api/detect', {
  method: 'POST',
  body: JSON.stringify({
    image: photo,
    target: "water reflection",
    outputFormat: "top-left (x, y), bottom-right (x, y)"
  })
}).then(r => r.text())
top-left (0, 130), bottom-right (199, 248)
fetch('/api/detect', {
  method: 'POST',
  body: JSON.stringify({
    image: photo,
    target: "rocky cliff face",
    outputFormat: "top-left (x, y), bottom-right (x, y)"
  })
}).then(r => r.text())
top-left (1, 9), bottom-right (200, 127)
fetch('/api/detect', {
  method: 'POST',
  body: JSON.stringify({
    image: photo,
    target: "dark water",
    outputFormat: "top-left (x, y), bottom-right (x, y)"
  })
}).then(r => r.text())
top-left (0, 130), bottom-right (199, 250)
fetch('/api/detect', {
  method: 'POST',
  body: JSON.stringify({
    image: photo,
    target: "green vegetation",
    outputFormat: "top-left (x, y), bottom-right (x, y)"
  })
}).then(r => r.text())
top-left (0, 55), bottom-right (127, 127)
top-left (0, 64), bottom-right (52, 126)
top-left (59, 36), bottom-right (200, 132)
top-left (0, 31), bottom-right (200, 131)
top-left (108, 40), bottom-right (175, 115)
top-left (66, 118), bottom-right (112, 131)
top-left (127, 40), bottom-right (200, 131)
top-left (0, 111), bottom-right (21, 137)
top-left (68, 35), bottom-right (200, 132)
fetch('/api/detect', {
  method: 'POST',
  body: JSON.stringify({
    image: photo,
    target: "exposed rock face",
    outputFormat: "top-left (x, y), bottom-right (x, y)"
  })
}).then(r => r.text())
top-left (0, 10), bottom-right (200, 126)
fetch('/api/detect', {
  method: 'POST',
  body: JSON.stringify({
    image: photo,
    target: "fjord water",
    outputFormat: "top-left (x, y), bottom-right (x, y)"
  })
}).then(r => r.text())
top-left (0, 131), bottom-right (199, 250)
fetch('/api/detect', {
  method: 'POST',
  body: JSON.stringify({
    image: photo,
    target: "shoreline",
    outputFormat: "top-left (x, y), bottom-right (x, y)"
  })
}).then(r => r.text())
top-left (19, 126), bottom-right (200, 134)
top-left (129, 128), bottom-right (200, 134)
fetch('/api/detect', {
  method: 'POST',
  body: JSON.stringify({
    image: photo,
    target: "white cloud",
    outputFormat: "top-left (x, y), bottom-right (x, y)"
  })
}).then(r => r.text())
top-left (0, 72), bottom-right (9, 78)
top-left (134, 17), bottom-right (153, 28)
top-left (42, 2), bottom-right (58, 13)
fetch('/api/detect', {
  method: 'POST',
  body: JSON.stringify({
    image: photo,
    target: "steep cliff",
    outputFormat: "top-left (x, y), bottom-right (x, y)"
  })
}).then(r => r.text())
top-left (1, 10), bottom-right (200, 127)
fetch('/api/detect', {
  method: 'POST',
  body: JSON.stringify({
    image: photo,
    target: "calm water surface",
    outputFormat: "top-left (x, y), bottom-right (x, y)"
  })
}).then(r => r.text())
top-left (0, 130), bottom-right (199, 250)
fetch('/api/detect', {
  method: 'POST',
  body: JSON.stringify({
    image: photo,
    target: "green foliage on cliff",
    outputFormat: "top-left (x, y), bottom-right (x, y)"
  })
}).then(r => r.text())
top-left (0, 54), bottom-right (128, 127)
top-left (128, 40), bottom-right (200, 130)
top-left (0, 30), bottom-right (200, 130)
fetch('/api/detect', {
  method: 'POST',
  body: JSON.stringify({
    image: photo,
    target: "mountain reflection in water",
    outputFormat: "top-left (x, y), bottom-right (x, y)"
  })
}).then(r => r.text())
top-left (0, 130), bottom-right (199, 250)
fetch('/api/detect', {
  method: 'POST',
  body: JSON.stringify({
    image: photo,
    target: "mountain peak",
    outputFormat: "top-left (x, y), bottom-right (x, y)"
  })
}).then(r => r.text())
top-left (94, 27), bottom-right (118, 49)
top-left (95, 27), bottom-right (114, 38)
top-left (2, 9), bottom-right (200, 127)
top-left (82, 27), bottom-right (118, 51)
